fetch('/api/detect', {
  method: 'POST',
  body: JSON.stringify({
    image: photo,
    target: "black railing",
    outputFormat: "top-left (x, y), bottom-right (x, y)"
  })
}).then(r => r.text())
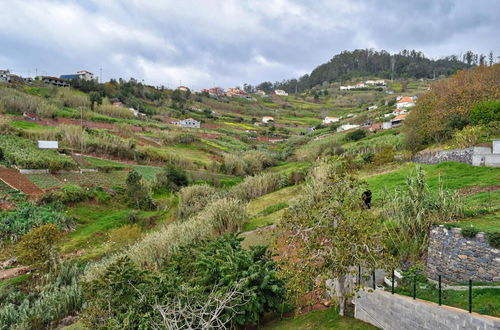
top-left (358, 267), bottom-right (485, 314)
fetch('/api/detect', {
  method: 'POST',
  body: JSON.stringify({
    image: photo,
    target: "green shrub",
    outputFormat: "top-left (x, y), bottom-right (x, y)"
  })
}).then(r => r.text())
top-left (345, 129), bottom-right (367, 141)
top-left (383, 166), bottom-right (463, 260)
top-left (0, 262), bottom-right (84, 329)
top-left (16, 224), bottom-right (61, 271)
top-left (487, 232), bottom-right (500, 248)
top-left (40, 184), bottom-right (91, 205)
top-left (461, 227), bottom-right (480, 238)
top-left (470, 100), bottom-right (500, 125)
top-left (82, 235), bottom-right (285, 328)
top-left (0, 135), bottom-right (78, 171)
top-left (126, 170), bottom-right (156, 210)
top-left (0, 202), bottom-right (74, 242)
top-left (154, 164), bottom-right (189, 192)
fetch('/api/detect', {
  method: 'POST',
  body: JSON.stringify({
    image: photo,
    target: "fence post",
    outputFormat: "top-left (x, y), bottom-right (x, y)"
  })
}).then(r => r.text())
top-left (391, 269), bottom-right (395, 294)
top-left (469, 279), bottom-right (472, 313)
top-left (413, 276), bottom-right (416, 300)
top-left (438, 275), bottom-right (442, 306)
top-left (372, 270), bottom-right (376, 290)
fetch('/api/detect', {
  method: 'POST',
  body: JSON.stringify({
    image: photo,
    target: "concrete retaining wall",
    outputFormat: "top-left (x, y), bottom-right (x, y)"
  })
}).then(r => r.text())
top-left (412, 148), bottom-right (473, 165)
top-left (354, 289), bottom-right (500, 330)
top-left (426, 226), bottom-right (500, 283)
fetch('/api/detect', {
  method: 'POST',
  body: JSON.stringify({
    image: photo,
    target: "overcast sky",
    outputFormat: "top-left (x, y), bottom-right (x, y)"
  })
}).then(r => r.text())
top-left (1, 0), bottom-right (499, 90)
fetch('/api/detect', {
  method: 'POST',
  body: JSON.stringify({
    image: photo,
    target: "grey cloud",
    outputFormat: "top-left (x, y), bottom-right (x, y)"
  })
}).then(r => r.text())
top-left (0, 0), bottom-right (498, 89)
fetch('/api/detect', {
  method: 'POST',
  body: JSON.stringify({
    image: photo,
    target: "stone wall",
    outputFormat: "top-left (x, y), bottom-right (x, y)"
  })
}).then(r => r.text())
top-left (426, 225), bottom-right (500, 283)
top-left (412, 147), bottom-right (473, 165)
top-left (354, 289), bottom-right (500, 330)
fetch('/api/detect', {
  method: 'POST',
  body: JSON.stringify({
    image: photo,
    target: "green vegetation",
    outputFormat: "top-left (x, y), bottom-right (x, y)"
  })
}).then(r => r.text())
top-left (0, 135), bottom-right (77, 171)
top-left (263, 308), bottom-right (376, 330)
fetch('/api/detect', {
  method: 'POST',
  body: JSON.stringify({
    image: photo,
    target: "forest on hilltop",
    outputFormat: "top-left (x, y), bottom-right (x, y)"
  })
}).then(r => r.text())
top-left (252, 49), bottom-right (495, 94)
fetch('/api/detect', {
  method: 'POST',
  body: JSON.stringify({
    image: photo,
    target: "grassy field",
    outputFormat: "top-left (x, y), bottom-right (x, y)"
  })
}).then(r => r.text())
top-left (447, 213), bottom-right (500, 233)
top-left (262, 308), bottom-right (376, 330)
top-left (244, 185), bottom-right (301, 231)
top-left (26, 173), bottom-right (62, 189)
top-left (60, 202), bottom-right (167, 256)
top-left (365, 162), bottom-right (500, 201)
top-left (396, 287), bottom-right (500, 317)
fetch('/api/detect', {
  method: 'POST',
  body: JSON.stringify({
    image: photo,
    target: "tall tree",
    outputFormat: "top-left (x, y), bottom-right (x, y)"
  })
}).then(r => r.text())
top-left (278, 161), bottom-right (392, 316)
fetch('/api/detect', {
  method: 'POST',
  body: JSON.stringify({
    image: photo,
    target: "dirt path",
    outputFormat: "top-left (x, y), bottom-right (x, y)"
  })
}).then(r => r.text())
top-left (0, 267), bottom-right (29, 281)
top-left (0, 168), bottom-right (43, 196)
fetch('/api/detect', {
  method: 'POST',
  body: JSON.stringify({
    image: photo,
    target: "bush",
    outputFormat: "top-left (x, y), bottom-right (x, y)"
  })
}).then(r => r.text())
top-left (177, 184), bottom-right (218, 219)
top-left (0, 202), bottom-right (74, 242)
top-left (453, 125), bottom-right (486, 148)
top-left (82, 235), bottom-right (285, 328)
top-left (461, 227), bottom-right (480, 238)
top-left (470, 100), bottom-right (500, 125)
top-left (230, 172), bottom-right (285, 201)
top-left (488, 232), bottom-right (500, 248)
top-left (222, 153), bottom-right (247, 176)
top-left (372, 145), bottom-right (395, 165)
top-left (126, 170), bottom-right (156, 210)
top-left (16, 224), bottom-right (61, 271)
top-left (154, 164), bottom-right (189, 192)
top-left (57, 88), bottom-right (90, 108)
top-left (383, 166), bottom-right (463, 260)
top-left (40, 184), bottom-right (91, 204)
top-left (345, 129), bottom-right (367, 141)
top-left (0, 262), bottom-right (84, 329)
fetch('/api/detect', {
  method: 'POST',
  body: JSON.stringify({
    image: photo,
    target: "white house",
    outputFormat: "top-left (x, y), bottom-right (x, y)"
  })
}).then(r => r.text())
top-left (274, 90), bottom-right (288, 96)
top-left (76, 70), bottom-right (96, 81)
top-left (365, 79), bottom-right (386, 85)
top-left (175, 118), bottom-right (200, 128)
top-left (339, 83), bottom-right (366, 90)
top-left (256, 90), bottom-right (266, 96)
top-left (396, 96), bottom-right (416, 109)
top-left (336, 124), bottom-right (359, 132)
top-left (368, 105), bottom-right (378, 111)
top-left (322, 116), bottom-right (339, 125)
top-left (262, 116), bottom-right (274, 123)
top-left (382, 122), bottom-right (393, 130)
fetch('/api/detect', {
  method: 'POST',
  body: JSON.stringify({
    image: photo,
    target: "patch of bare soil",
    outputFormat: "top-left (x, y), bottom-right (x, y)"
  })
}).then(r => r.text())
top-left (0, 266), bottom-right (29, 281)
top-left (459, 185), bottom-right (500, 196)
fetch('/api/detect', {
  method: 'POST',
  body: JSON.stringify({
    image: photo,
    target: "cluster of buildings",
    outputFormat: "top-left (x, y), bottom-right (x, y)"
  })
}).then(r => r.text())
top-left (197, 86), bottom-right (287, 98)
top-left (340, 79), bottom-right (386, 90)
top-left (1, 69), bottom-right (97, 87)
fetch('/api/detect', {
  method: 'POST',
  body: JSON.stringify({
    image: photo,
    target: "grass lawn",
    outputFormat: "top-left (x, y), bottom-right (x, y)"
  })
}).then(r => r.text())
top-left (60, 202), bottom-right (167, 255)
top-left (365, 162), bottom-right (500, 202)
top-left (262, 308), bottom-right (377, 330)
top-left (10, 120), bottom-right (54, 130)
top-left (396, 287), bottom-right (500, 317)
top-left (446, 212), bottom-right (500, 233)
top-left (83, 156), bottom-right (128, 168)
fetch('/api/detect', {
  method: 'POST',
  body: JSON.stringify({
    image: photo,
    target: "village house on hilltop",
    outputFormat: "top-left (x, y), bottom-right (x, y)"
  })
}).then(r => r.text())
top-left (174, 118), bottom-right (200, 129)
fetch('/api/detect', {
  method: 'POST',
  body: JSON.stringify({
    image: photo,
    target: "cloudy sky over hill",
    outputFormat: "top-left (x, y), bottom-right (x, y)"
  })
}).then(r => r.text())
top-left (1, 0), bottom-right (499, 89)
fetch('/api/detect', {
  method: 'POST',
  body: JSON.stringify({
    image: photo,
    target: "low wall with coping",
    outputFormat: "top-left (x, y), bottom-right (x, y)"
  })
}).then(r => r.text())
top-left (354, 289), bottom-right (500, 330)
top-left (426, 226), bottom-right (500, 283)
top-left (412, 148), bottom-right (473, 165)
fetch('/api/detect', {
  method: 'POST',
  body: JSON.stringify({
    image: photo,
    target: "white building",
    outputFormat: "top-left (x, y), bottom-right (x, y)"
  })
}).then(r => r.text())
top-left (365, 79), bottom-right (386, 85)
top-left (256, 90), bottom-right (266, 96)
top-left (175, 118), bottom-right (200, 128)
top-left (336, 124), bottom-right (360, 132)
top-left (322, 116), bottom-right (339, 125)
top-left (76, 70), bottom-right (96, 81)
top-left (339, 83), bottom-right (366, 90)
top-left (382, 122), bottom-right (393, 130)
top-left (368, 105), bottom-right (378, 111)
top-left (0, 70), bottom-right (9, 82)
top-left (274, 89), bottom-right (288, 96)
top-left (262, 116), bottom-right (274, 123)
top-left (396, 96), bottom-right (416, 109)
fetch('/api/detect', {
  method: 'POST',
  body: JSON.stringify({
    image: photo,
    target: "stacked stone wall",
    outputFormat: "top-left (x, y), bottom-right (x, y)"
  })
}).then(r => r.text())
top-left (426, 225), bottom-right (500, 283)
top-left (412, 148), bottom-right (473, 165)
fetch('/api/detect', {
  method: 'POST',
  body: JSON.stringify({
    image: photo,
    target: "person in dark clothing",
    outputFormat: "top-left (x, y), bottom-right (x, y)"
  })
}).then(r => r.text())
top-left (362, 190), bottom-right (372, 209)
